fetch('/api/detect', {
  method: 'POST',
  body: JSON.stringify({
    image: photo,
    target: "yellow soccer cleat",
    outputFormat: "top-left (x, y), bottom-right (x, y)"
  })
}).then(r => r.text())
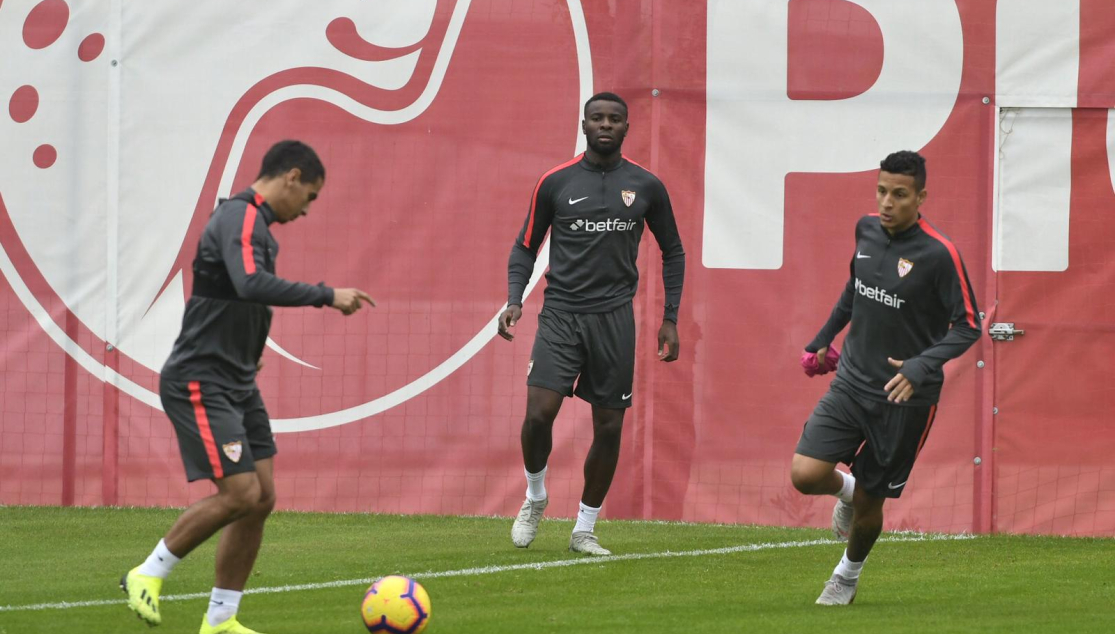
top-left (120, 567), bottom-right (163, 626)
top-left (199, 614), bottom-right (267, 634)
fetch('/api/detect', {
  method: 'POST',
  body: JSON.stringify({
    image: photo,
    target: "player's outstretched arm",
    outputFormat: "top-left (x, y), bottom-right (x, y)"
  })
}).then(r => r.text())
top-left (330, 288), bottom-right (375, 316)
top-left (220, 203), bottom-right (335, 308)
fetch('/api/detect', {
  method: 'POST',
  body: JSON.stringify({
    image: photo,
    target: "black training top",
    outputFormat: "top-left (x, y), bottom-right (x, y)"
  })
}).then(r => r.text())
top-left (161, 189), bottom-right (334, 390)
top-left (507, 154), bottom-right (685, 321)
top-left (807, 214), bottom-right (981, 405)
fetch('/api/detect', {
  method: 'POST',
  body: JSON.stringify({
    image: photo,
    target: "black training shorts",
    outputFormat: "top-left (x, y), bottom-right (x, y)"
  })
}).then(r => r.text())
top-left (796, 383), bottom-right (938, 498)
top-left (526, 303), bottom-right (635, 409)
top-left (160, 378), bottom-right (276, 482)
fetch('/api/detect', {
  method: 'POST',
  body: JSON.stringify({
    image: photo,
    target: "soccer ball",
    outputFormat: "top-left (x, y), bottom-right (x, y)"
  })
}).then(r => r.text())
top-left (361, 575), bottom-right (432, 633)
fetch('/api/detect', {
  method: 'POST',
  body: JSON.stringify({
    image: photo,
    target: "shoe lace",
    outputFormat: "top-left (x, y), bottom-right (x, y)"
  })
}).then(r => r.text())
top-left (575, 532), bottom-right (599, 546)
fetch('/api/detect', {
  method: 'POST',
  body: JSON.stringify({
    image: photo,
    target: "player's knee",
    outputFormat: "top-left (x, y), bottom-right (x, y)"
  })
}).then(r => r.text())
top-left (592, 417), bottom-right (623, 446)
top-left (255, 488), bottom-right (277, 517)
top-left (523, 408), bottom-right (556, 432)
top-left (789, 466), bottom-right (824, 494)
top-left (220, 479), bottom-right (262, 518)
top-left (789, 453), bottom-right (835, 494)
top-left (789, 469), bottom-right (812, 494)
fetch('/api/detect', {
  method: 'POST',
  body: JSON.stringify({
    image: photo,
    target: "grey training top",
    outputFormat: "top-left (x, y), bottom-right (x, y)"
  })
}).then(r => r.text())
top-left (161, 189), bottom-right (334, 390)
top-left (507, 154), bottom-right (685, 321)
top-left (807, 214), bottom-right (981, 405)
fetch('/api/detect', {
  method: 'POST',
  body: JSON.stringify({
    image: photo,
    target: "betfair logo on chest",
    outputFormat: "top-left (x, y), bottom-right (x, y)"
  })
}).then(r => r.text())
top-left (854, 278), bottom-right (905, 309)
top-left (569, 218), bottom-right (637, 232)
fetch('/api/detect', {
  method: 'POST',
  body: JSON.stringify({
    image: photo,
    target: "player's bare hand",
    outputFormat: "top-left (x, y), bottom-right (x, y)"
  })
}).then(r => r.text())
top-left (332, 288), bottom-right (376, 315)
top-left (885, 357), bottom-right (914, 403)
top-left (658, 320), bottom-right (680, 362)
top-left (498, 304), bottom-right (522, 341)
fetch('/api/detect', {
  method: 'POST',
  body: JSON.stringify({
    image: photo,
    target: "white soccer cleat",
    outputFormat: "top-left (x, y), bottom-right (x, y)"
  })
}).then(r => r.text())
top-left (511, 497), bottom-right (548, 548)
top-left (832, 499), bottom-right (853, 542)
top-left (568, 531), bottom-right (612, 556)
top-left (815, 573), bottom-right (858, 605)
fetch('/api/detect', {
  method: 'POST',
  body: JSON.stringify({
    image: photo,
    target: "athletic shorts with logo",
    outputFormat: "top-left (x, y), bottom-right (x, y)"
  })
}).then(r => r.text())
top-left (160, 378), bottom-right (277, 482)
top-left (527, 303), bottom-right (635, 410)
top-left (795, 382), bottom-right (938, 498)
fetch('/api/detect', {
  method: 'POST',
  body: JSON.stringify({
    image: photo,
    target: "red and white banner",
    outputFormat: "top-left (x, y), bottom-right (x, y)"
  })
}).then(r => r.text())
top-left (1, 0), bottom-right (1112, 536)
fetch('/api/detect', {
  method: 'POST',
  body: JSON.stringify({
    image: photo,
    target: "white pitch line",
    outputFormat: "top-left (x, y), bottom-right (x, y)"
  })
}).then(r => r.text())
top-left (0, 533), bottom-right (975, 613)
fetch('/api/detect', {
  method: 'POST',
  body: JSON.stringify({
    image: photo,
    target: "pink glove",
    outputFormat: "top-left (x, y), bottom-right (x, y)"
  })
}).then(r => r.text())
top-left (801, 346), bottom-right (840, 377)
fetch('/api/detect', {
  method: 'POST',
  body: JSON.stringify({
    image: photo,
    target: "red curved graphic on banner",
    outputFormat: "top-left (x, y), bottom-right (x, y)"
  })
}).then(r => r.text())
top-left (326, 17), bottom-right (426, 61)
top-left (153, 2), bottom-right (462, 316)
top-left (0, 0), bottom-right (584, 421)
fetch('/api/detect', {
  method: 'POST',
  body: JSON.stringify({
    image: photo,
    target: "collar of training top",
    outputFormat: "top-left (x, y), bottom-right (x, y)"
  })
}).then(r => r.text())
top-left (579, 154), bottom-right (627, 173)
top-left (880, 213), bottom-right (924, 240)
top-left (234, 188), bottom-right (276, 225)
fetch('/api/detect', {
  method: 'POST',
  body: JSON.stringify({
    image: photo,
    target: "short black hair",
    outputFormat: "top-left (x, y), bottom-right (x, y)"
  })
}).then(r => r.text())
top-left (879, 150), bottom-right (926, 191)
top-left (257, 140), bottom-right (325, 183)
top-left (584, 92), bottom-right (628, 117)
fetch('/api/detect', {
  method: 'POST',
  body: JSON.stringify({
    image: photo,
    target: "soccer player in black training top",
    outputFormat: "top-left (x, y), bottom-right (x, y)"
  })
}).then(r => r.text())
top-left (791, 151), bottom-right (981, 605)
top-left (498, 92), bottom-right (685, 556)
top-left (122, 141), bottom-right (374, 634)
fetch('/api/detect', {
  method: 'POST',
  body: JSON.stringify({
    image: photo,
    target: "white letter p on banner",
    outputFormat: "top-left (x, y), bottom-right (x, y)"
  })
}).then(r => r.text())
top-left (703, 0), bottom-right (963, 269)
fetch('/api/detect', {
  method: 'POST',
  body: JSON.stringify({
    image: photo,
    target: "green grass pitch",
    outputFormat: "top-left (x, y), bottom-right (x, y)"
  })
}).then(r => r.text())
top-left (1, 506), bottom-right (1113, 633)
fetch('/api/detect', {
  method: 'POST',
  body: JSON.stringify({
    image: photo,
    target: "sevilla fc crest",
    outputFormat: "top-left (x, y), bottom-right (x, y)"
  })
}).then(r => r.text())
top-left (898, 258), bottom-right (914, 278)
top-left (621, 190), bottom-right (636, 207)
top-left (223, 441), bottom-right (243, 463)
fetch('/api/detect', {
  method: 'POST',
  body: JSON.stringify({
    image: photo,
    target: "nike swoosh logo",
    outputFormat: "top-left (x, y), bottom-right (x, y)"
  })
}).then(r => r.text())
top-left (568, 196), bottom-right (589, 205)
top-left (887, 480), bottom-right (907, 490)
top-left (856, 251), bottom-right (871, 259)
top-left (622, 392), bottom-right (632, 400)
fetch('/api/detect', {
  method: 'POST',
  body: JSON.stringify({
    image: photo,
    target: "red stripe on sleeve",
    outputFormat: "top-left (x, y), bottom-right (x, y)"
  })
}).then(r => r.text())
top-left (188, 381), bottom-right (224, 479)
top-left (241, 204), bottom-right (258, 275)
top-left (523, 155), bottom-right (582, 248)
top-left (918, 219), bottom-right (978, 329)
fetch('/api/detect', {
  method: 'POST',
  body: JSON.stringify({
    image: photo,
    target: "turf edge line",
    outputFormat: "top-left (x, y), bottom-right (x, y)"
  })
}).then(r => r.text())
top-left (0, 533), bottom-right (975, 613)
